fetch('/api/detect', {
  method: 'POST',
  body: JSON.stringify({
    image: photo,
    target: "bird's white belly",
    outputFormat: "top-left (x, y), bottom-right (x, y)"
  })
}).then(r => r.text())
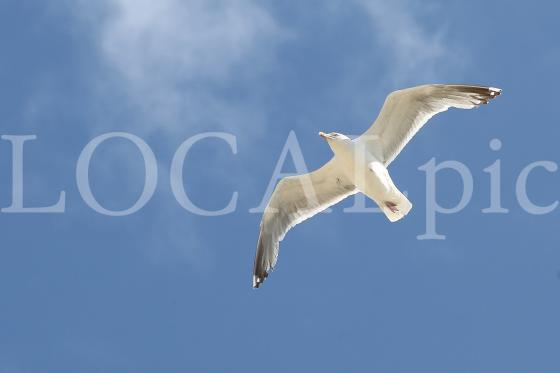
top-left (334, 142), bottom-right (396, 204)
top-left (350, 161), bottom-right (396, 204)
top-left (334, 144), bottom-right (411, 222)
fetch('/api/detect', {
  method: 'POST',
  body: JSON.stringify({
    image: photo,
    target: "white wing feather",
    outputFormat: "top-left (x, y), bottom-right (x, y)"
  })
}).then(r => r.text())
top-left (253, 159), bottom-right (356, 288)
top-left (356, 84), bottom-right (502, 166)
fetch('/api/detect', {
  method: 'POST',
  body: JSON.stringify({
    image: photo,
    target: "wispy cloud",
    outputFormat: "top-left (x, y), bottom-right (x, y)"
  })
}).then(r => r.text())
top-left (357, 0), bottom-right (465, 86)
top-left (63, 0), bottom-right (290, 268)
top-left (73, 0), bottom-right (462, 133)
top-left (74, 0), bottom-right (288, 135)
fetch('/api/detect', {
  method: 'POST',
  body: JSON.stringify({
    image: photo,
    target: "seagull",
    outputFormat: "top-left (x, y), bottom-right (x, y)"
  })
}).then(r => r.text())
top-left (252, 84), bottom-right (502, 288)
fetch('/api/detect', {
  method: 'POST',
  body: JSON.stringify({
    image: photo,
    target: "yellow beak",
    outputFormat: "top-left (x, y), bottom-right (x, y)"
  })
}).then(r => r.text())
top-left (319, 131), bottom-right (327, 139)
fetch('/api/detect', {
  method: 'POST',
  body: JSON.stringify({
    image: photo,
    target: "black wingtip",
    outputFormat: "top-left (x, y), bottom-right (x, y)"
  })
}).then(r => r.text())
top-left (454, 85), bottom-right (502, 105)
top-left (252, 273), bottom-right (268, 288)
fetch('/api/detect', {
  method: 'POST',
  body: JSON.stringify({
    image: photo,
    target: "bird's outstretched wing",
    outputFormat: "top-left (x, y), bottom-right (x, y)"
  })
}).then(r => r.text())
top-left (253, 159), bottom-right (356, 288)
top-left (356, 84), bottom-right (502, 166)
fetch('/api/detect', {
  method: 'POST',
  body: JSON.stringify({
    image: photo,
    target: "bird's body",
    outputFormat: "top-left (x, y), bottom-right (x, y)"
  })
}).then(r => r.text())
top-left (253, 84), bottom-right (502, 288)
top-left (321, 135), bottom-right (412, 222)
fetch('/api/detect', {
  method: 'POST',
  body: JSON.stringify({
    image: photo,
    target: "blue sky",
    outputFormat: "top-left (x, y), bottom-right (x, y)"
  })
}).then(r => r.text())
top-left (1, 0), bottom-right (559, 372)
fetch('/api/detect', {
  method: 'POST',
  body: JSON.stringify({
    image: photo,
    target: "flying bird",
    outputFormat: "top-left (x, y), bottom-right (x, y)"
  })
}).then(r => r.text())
top-left (252, 84), bottom-right (502, 288)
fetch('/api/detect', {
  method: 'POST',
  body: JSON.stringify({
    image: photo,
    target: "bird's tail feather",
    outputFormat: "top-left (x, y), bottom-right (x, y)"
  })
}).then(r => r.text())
top-left (380, 192), bottom-right (412, 222)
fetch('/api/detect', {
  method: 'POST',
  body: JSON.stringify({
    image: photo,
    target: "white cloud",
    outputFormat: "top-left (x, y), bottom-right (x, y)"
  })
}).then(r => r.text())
top-left (74, 0), bottom-right (462, 133)
top-left (358, 0), bottom-right (465, 86)
top-left (102, 0), bottom-right (277, 81)
top-left (77, 0), bottom-right (287, 134)
top-left (61, 0), bottom-right (290, 269)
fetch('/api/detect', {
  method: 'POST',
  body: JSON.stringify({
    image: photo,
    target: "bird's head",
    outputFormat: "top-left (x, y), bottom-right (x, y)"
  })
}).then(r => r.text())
top-left (319, 132), bottom-right (350, 142)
